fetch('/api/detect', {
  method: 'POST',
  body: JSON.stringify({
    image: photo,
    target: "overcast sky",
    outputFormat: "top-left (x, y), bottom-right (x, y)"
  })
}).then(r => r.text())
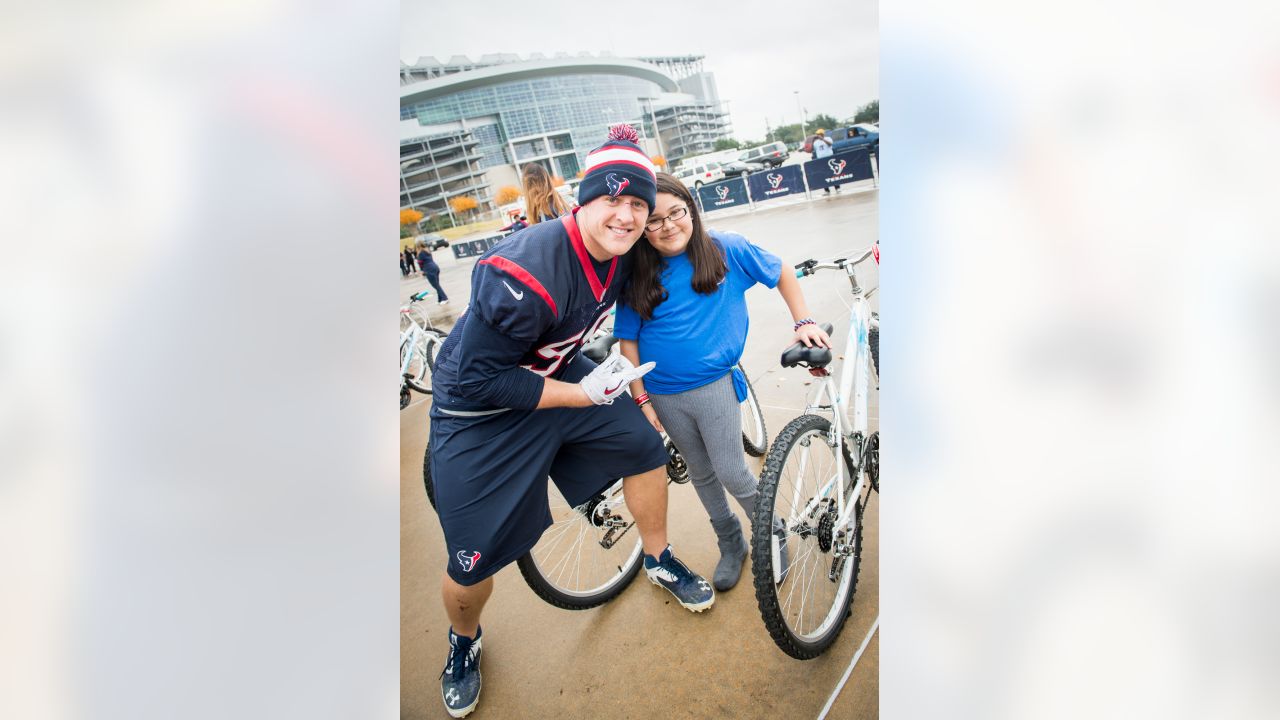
top-left (400, 0), bottom-right (878, 142)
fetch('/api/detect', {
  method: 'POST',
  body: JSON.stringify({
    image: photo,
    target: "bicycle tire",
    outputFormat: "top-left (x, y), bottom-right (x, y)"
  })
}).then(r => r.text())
top-left (738, 364), bottom-right (768, 457)
top-left (423, 444), bottom-right (643, 610)
top-left (751, 414), bottom-right (863, 659)
top-left (426, 331), bottom-right (444, 372)
top-left (869, 326), bottom-right (879, 378)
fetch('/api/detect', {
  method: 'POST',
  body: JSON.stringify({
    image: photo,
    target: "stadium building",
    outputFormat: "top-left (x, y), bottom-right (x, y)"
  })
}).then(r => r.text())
top-left (399, 53), bottom-right (732, 224)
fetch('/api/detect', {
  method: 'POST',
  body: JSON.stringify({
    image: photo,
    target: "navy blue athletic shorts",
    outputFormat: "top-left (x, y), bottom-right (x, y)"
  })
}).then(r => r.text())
top-left (429, 354), bottom-right (668, 586)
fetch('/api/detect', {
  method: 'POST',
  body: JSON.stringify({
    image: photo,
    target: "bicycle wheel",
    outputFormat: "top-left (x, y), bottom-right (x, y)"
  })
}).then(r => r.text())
top-left (423, 445), bottom-right (644, 610)
top-left (516, 478), bottom-right (644, 610)
top-left (738, 364), bottom-right (768, 457)
top-left (751, 414), bottom-right (863, 659)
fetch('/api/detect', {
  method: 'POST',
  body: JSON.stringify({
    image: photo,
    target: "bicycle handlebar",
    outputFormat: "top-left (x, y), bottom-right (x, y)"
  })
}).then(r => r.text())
top-left (794, 246), bottom-right (878, 277)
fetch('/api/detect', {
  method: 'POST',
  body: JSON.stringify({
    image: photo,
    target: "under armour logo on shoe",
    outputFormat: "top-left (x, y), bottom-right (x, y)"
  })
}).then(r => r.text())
top-left (445, 688), bottom-right (460, 705)
top-left (456, 550), bottom-right (482, 572)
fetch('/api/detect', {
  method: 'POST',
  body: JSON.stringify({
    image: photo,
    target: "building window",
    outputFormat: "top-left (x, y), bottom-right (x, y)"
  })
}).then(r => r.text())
top-left (554, 154), bottom-right (580, 180)
top-left (513, 138), bottom-right (546, 160)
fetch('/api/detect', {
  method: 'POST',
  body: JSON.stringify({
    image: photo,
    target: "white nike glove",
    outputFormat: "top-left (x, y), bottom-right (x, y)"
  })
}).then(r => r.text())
top-left (580, 354), bottom-right (656, 405)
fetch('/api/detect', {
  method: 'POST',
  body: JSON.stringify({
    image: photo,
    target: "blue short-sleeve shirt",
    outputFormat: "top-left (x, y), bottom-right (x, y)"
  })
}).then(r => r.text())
top-left (615, 230), bottom-right (781, 395)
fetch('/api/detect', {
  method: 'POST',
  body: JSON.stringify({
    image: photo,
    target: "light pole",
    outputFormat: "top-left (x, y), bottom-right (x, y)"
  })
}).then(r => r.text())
top-left (794, 90), bottom-right (804, 137)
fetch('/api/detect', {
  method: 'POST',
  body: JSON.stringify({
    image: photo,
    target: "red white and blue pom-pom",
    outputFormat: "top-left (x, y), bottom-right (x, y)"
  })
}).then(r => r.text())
top-left (607, 123), bottom-right (640, 143)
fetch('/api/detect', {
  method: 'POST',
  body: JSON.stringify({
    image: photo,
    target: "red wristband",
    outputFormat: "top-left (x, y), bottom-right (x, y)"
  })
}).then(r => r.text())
top-left (633, 393), bottom-right (650, 406)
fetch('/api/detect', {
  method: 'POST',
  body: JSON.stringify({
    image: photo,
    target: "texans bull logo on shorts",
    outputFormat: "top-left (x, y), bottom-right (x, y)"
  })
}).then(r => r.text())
top-left (456, 550), bottom-right (482, 572)
top-left (827, 158), bottom-right (847, 175)
top-left (605, 172), bottom-right (629, 197)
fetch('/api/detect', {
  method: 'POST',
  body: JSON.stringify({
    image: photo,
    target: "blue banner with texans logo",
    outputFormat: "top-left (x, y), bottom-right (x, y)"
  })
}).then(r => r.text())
top-left (697, 177), bottom-right (749, 211)
top-left (747, 165), bottom-right (806, 203)
top-left (803, 147), bottom-right (873, 191)
top-left (451, 233), bottom-right (503, 259)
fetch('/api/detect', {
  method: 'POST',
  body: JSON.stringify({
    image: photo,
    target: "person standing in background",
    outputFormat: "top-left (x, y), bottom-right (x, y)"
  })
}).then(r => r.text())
top-left (811, 128), bottom-right (840, 194)
top-left (416, 241), bottom-right (449, 305)
top-left (520, 162), bottom-right (570, 224)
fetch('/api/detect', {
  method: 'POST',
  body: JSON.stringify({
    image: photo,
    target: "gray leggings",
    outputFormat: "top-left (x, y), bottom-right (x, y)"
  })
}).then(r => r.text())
top-left (650, 373), bottom-right (757, 523)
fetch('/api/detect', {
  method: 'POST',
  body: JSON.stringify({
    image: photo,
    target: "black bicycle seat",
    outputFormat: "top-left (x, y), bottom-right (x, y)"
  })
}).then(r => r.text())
top-left (580, 332), bottom-right (619, 364)
top-left (780, 323), bottom-right (834, 369)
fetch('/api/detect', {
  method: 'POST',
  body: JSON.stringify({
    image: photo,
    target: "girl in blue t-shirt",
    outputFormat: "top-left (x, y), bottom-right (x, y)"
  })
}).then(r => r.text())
top-left (615, 172), bottom-right (830, 592)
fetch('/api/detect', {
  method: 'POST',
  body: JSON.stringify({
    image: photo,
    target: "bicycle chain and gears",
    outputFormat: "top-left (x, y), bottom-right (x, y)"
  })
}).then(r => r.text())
top-left (864, 431), bottom-right (880, 492)
top-left (817, 500), bottom-right (838, 552)
top-left (665, 439), bottom-right (690, 484)
top-left (576, 494), bottom-right (633, 549)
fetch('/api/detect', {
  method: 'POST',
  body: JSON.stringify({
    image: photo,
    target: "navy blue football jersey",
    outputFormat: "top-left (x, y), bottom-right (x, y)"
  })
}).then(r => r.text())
top-left (430, 211), bottom-right (631, 411)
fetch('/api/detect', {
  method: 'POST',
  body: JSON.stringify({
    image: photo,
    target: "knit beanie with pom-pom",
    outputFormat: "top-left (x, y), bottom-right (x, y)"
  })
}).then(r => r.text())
top-left (576, 123), bottom-right (657, 211)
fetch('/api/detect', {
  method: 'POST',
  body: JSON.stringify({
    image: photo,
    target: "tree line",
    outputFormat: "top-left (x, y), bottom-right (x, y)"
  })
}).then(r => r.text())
top-left (714, 100), bottom-right (878, 151)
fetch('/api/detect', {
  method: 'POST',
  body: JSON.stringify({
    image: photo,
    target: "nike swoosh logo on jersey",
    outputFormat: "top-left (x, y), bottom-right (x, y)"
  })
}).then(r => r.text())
top-left (502, 280), bottom-right (524, 300)
top-left (603, 380), bottom-right (626, 396)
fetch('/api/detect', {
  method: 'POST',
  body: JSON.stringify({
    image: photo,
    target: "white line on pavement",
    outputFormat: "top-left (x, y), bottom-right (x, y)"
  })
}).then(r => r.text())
top-left (816, 616), bottom-right (879, 720)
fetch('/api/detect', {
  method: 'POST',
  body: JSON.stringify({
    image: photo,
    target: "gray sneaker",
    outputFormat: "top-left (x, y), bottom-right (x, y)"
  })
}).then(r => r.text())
top-left (440, 627), bottom-right (482, 718)
top-left (644, 546), bottom-right (715, 612)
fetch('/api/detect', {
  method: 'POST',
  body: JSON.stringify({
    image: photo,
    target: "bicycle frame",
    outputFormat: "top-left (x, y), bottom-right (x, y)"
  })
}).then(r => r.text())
top-left (400, 322), bottom-right (425, 379)
top-left (401, 293), bottom-right (443, 400)
top-left (795, 250), bottom-right (878, 534)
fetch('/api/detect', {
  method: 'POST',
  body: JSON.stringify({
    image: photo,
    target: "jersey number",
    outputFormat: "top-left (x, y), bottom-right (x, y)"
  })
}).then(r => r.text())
top-left (521, 310), bottom-right (611, 377)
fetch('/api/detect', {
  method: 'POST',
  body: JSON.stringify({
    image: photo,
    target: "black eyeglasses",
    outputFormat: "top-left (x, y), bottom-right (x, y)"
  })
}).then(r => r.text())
top-left (645, 206), bottom-right (689, 232)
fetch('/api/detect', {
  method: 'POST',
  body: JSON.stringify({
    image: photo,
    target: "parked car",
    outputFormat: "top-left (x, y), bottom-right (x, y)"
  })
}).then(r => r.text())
top-left (718, 158), bottom-right (764, 177)
top-left (676, 161), bottom-right (727, 189)
top-left (417, 232), bottom-right (449, 250)
top-left (738, 141), bottom-right (790, 169)
top-left (831, 124), bottom-right (879, 155)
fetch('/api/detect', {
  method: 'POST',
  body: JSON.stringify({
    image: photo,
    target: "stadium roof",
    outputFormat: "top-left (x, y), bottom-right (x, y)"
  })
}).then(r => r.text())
top-left (400, 56), bottom-right (679, 106)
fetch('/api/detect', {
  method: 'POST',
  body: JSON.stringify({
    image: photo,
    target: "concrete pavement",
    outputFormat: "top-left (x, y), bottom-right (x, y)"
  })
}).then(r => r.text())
top-left (401, 188), bottom-right (879, 719)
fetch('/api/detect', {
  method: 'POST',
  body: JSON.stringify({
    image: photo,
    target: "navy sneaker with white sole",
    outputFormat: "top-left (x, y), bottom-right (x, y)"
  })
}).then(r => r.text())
top-left (644, 546), bottom-right (715, 612)
top-left (440, 626), bottom-right (482, 718)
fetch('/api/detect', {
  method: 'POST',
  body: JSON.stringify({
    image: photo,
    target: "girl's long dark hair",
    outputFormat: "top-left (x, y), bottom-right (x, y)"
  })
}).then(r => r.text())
top-left (624, 172), bottom-right (726, 320)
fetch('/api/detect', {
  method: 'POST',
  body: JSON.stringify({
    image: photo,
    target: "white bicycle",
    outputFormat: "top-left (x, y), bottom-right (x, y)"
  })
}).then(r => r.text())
top-left (750, 244), bottom-right (880, 659)
top-left (400, 290), bottom-right (446, 409)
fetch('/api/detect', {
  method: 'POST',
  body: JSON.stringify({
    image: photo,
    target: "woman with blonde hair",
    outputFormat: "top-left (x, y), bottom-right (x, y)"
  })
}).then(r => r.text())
top-left (520, 162), bottom-right (570, 224)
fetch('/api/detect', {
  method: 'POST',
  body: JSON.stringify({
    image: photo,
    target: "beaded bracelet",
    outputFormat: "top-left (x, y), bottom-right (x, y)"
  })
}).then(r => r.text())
top-left (633, 393), bottom-right (651, 407)
top-left (793, 317), bottom-right (816, 331)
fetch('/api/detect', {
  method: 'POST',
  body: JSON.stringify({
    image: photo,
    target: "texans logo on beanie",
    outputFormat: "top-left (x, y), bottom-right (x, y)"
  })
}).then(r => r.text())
top-left (577, 124), bottom-right (657, 211)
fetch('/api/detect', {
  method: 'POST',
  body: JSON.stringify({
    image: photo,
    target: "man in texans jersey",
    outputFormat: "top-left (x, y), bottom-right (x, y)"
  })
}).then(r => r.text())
top-left (427, 124), bottom-right (715, 718)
